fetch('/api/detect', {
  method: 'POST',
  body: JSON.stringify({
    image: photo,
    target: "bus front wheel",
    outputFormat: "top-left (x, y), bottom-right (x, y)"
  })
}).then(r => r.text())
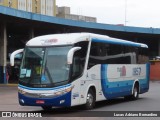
top-left (84, 89), bottom-right (95, 109)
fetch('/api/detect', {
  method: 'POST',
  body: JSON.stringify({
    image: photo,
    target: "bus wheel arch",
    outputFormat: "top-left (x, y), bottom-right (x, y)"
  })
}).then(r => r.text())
top-left (84, 86), bottom-right (96, 109)
top-left (125, 80), bottom-right (140, 100)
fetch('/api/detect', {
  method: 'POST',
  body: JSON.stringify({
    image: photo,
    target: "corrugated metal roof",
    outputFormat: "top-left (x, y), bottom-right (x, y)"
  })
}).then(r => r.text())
top-left (0, 5), bottom-right (160, 34)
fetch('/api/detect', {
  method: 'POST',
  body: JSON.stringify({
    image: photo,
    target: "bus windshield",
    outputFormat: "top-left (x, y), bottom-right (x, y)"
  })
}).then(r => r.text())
top-left (19, 46), bottom-right (72, 87)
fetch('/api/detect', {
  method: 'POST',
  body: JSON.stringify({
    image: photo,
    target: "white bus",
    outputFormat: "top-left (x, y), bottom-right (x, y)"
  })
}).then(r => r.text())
top-left (10, 33), bottom-right (150, 110)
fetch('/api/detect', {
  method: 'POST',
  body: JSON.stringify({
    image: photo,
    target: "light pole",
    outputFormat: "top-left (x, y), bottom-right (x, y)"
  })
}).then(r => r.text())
top-left (125, 0), bottom-right (127, 26)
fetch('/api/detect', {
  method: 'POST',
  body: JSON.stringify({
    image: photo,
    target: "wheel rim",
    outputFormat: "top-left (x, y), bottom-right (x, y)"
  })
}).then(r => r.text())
top-left (87, 93), bottom-right (93, 106)
top-left (134, 87), bottom-right (138, 98)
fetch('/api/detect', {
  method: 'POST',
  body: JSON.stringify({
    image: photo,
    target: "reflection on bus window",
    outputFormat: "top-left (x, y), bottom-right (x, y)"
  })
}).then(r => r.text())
top-left (88, 42), bottom-right (149, 69)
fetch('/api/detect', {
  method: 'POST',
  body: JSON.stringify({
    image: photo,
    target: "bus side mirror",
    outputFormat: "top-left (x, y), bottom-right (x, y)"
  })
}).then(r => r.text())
top-left (10, 49), bottom-right (24, 66)
top-left (67, 47), bottom-right (81, 64)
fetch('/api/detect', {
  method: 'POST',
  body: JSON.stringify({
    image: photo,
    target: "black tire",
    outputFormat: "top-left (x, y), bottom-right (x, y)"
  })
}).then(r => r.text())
top-left (41, 106), bottom-right (53, 111)
top-left (125, 84), bottom-right (139, 100)
top-left (84, 89), bottom-right (95, 110)
top-left (131, 84), bottom-right (139, 100)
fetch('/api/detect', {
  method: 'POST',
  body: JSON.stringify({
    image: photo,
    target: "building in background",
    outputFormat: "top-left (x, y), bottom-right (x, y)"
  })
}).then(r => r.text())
top-left (0, 0), bottom-right (56, 16)
top-left (0, 0), bottom-right (18, 8)
top-left (0, 0), bottom-right (96, 22)
top-left (56, 6), bottom-right (97, 23)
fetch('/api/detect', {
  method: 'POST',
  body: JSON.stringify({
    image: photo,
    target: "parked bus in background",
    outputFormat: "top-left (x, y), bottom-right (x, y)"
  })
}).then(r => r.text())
top-left (10, 33), bottom-right (150, 110)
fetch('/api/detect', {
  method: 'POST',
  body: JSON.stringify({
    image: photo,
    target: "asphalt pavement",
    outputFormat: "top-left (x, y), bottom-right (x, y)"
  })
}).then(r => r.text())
top-left (0, 81), bottom-right (160, 120)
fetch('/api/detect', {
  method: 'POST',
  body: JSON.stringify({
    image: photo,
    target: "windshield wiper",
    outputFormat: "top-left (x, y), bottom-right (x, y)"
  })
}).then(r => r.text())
top-left (45, 66), bottom-right (54, 84)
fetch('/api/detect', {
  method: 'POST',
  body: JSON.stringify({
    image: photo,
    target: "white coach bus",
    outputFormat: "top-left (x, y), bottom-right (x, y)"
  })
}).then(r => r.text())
top-left (10, 33), bottom-right (150, 110)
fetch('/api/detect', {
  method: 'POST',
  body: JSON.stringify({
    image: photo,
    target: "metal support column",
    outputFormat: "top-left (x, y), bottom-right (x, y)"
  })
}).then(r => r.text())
top-left (29, 28), bottom-right (34, 39)
top-left (0, 23), bottom-right (7, 84)
top-left (158, 40), bottom-right (160, 56)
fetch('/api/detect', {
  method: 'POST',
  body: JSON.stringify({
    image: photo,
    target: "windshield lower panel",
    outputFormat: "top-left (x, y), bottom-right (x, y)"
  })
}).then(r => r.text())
top-left (19, 46), bottom-right (72, 88)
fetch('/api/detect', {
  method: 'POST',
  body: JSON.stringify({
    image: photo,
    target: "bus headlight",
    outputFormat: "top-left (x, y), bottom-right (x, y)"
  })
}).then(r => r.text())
top-left (54, 86), bottom-right (73, 96)
top-left (18, 89), bottom-right (26, 95)
top-left (54, 91), bottom-right (63, 96)
top-left (65, 87), bottom-right (72, 92)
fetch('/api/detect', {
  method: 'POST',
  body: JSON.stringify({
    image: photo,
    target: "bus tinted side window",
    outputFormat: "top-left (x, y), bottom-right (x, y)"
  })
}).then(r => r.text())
top-left (137, 47), bottom-right (149, 64)
top-left (123, 46), bottom-right (136, 64)
top-left (88, 42), bottom-right (133, 69)
top-left (106, 44), bottom-right (124, 64)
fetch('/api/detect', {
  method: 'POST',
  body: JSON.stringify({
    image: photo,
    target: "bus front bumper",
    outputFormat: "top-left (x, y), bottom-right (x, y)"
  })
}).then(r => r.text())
top-left (18, 92), bottom-right (71, 107)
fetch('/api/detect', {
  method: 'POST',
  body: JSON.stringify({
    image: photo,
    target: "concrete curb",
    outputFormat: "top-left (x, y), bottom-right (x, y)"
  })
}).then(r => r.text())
top-left (0, 84), bottom-right (18, 87)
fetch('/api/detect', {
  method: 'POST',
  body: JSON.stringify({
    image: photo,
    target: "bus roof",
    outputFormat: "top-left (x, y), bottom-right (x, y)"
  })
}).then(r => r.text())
top-left (26, 33), bottom-right (148, 48)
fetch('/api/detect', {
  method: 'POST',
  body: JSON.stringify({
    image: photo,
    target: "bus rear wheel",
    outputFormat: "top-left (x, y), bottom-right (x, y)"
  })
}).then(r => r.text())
top-left (131, 84), bottom-right (139, 100)
top-left (125, 83), bottom-right (139, 100)
top-left (84, 89), bottom-right (95, 109)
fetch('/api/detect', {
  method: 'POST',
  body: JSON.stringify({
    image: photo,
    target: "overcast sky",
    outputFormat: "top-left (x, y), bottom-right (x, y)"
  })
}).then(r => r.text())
top-left (56, 0), bottom-right (160, 28)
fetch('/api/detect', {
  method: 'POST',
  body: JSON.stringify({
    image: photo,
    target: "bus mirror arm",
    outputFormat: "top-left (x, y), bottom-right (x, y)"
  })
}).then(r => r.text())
top-left (67, 47), bottom-right (81, 64)
top-left (10, 49), bottom-right (24, 66)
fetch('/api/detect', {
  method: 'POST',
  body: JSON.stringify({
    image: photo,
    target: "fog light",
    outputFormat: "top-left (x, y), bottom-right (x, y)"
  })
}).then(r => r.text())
top-left (20, 99), bottom-right (24, 104)
top-left (60, 100), bottom-right (65, 104)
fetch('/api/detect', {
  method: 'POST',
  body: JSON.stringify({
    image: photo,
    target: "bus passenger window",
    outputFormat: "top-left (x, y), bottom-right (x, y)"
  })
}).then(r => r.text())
top-left (87, 42), bottom-right (136, 69)
top-left (137, 47), bottom-right (149, 64)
